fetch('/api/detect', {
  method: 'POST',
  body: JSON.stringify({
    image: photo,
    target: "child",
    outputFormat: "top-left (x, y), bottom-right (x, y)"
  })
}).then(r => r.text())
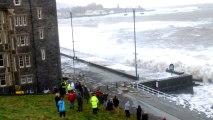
top-left (55, 93), bottom-right (60, 112)
top-left (58, 97), bottom-right (66, 117)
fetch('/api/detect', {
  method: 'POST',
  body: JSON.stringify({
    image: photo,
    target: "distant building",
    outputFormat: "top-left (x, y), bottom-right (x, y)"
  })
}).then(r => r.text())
top-left (0, 0), bottom-right (61, 94)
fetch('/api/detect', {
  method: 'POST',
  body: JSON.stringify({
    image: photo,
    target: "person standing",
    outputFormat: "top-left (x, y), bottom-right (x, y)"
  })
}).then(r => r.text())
top-left (113, 96), bottom-right (119, 113)
top-left (55, 93), bottom-right (60, 112)
top-left (136, 105), bottom-right (143, 120)
top-left (83, 85), bottom-right (90, 104)
top-left (58, 97), bottom-right (66, 118)
top-left (125, 101), bottom-right (130, 120)
top-left (68, 90), bottom-right (75, 109)
top-left (90, 93), bottom-right (99, 114)
top-left (76, 82), bottom-right (83, 95)
top-left (95, 88), bottom-right (101, 100)
top-left (60, 81), bottom-right (66, 97)
top-left (77, 92), bottom-right (83, 112)
top-left (106, 99), bottom-right (113, 111)
top-left (142, 112), bottom-right (148, 120)
top-left (103, 93), bottom-right (108, 106)
top-left (67, 83), bottom-right (71, 93)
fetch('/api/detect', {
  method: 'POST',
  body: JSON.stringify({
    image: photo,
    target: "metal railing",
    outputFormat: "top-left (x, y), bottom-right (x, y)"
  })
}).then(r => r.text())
top-left (131, 82), bottom-right (213, 119)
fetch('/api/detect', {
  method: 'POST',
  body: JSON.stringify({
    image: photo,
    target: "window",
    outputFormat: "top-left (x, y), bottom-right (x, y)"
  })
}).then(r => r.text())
top-left (19, 56), bottom-right (24, 68)
top-left (20, 77), bottom-right (33, 84)
top-left (22, 16), bottom-right (27, 26)
top-left (17, 36), bottom-right (20, 46)
top-left (0, 74), bottom-right (6, 86)
top-left (20, 78), bottom-right (26, 84)
top-left (20, 36), bottom-right (25, 46)
top-left (14, 15), bottom-right (27, 27)
top-left (41, 49), bottom-right (46, 60)
top-left (25, 36), bottom-right (29, 46)
top-left (19, 16), bottom-right (23, 26)
top-left (14, 0), bottom-right (21, 6)
top-left (25, 55), bottom-right (31, 67)
top-left (13, 57), bottom-right (17, 71)
top-left (27, 77), bottom-right (33, 83)
top-left (15, 16), bottom-right (20, 26)
top-left (0, 54), bottom-right (4, 68)
top-left (39, 28), bottom-right (44, 39)
top-left (17, 35), bottom-right (29, 47)
top-left (37, 8), bottom-right (42, 19)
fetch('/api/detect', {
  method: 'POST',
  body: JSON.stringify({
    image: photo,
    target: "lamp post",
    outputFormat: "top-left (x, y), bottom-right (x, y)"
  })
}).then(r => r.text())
top-left (125, 8), bottom-right (142, 80)
top-left (70, 12), bottom-right (76, 80)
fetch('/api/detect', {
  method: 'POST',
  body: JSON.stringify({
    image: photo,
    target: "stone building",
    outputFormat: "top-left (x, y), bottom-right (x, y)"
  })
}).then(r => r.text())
top-left (0, 0), bottom-right (61, 94)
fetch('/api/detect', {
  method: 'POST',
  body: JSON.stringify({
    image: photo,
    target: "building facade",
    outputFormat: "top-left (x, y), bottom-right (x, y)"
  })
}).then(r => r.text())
top-left (0, 0), bottom-right (61, 94)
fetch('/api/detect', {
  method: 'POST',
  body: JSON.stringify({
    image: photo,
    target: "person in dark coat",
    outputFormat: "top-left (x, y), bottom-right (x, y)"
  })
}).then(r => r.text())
top-left (83, 85), bottom-right (90, 104)
top-left (76, 92), bottom-right (83, 112)
top-left (142, 112), bottom-right (148, 120)
top-left (106, 99), bottom-right (113, 111)
top-left (136, 105), bottom-right (143, 120)
top-left (113, 96), bottom-right (119, 113)
top-left (76, 82), bottom-right (83, 95)
top-left (55, 93), bottom-right (60, 112)
top-left (103, 93), bottom-right (108, 106)
top-left (59, 82), bottom-right (66, 97)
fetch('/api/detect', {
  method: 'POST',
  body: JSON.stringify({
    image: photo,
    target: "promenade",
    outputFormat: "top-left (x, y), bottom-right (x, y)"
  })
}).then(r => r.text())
top-left (61, 54), bottom-right (209, 120)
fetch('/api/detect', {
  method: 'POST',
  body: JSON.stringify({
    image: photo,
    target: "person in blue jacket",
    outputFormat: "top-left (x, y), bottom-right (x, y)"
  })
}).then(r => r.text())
top-left (58, 97), bottom-right (66, 118)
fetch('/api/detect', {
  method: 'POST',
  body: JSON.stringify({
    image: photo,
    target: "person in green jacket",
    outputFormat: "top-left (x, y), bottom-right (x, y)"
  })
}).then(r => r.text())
top-left (90, 93), bottom-right (99, 114)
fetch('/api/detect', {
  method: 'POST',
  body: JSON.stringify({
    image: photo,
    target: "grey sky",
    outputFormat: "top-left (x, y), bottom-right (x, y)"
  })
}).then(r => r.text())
top-left (56, 0), bottom-right (213, 8)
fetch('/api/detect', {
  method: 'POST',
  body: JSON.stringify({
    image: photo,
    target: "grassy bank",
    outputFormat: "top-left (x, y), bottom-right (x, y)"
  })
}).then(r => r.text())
top-left (0, 94), bottom-right (137, 120)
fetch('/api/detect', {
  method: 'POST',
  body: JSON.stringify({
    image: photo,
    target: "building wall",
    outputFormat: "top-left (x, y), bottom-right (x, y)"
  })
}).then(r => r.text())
top-left (30, 0), bottom-right (62, 92)
top-left (0, 0), bottom-right (61, 94)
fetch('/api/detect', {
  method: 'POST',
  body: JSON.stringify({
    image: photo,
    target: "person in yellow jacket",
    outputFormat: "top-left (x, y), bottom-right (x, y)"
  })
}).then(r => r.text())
top-left (67, 84), bottom-right (71, 93)
top-left (90, 93), bottom-right (99, 114)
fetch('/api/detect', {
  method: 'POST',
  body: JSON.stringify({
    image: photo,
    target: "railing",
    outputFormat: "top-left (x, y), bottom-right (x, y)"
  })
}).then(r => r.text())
top-left (132, 82), bottom-right (213, 119)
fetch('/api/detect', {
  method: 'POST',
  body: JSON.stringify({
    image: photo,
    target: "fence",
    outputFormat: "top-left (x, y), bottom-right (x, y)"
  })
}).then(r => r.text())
top-left (132, 82), bottom-right (213, 119)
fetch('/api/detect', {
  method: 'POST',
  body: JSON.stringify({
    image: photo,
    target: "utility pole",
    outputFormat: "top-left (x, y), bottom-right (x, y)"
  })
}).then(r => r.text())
top-left (133, 9), bottom-right (138, 79)
top-left (125, 8), bottom-right (142, 80)
top-left (70, 12), bottom-right (76, 80)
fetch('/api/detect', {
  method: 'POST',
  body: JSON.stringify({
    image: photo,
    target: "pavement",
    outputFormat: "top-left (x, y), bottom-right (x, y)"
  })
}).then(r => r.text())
top-left (61, 56), bottom-right (210, 120)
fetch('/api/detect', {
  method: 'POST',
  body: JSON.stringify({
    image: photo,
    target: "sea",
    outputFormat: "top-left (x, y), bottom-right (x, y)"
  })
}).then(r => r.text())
top-left (58, 4), bottom-right (213, 116)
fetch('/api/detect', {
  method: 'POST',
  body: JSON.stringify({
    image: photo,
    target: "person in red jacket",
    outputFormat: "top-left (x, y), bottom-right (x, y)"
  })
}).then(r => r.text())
top-left (68, 90), bottom-right (75, 109)
top-left (96, 88), bottom-right (101, 100)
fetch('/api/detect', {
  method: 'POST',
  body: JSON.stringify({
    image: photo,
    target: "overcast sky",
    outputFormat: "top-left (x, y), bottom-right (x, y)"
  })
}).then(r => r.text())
top-left (56, 0), bottom-right (213, 8)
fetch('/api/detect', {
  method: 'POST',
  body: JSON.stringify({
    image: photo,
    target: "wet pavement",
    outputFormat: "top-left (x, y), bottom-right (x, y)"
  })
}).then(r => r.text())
top-left (61, 55), bottom-right (208, 120)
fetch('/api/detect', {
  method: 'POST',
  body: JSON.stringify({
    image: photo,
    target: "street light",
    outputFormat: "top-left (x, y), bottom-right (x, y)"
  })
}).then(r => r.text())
top-left (70, 12), bottom-right (76, 80)
top-left (124, 8), bottom-right (143, 80)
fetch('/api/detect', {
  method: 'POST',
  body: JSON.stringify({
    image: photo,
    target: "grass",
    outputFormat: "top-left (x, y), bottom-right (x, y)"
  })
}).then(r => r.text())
top-left (0, 94), bottom-right (137, 120)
